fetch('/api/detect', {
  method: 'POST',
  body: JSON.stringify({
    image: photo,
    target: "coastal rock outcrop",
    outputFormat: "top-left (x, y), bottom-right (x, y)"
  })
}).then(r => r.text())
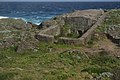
top-left (0, 18), bottom-right (31, 30)
top-left (0, 18), bottom-right (39, 52)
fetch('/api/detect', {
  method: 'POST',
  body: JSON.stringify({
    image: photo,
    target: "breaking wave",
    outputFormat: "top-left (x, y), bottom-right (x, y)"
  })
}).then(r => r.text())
top-left (0, 16), bottom-right (9, 19)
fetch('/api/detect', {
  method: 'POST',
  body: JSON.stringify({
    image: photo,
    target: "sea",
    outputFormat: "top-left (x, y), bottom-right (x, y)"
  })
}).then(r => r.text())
top-left (0, 2), bottom-right (120, 25)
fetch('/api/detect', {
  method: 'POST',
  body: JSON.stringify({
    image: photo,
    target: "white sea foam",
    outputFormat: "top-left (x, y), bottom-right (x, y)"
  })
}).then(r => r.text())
top-left (0, 16), bottom-right (51, 25)
top-left (13, 17), bottom-right (28, 23)
top-left (14, 17), bottom-right (40, 25)
top-left (0, 16), bottom-right (9, 19)
top-left (34, 22), bottom-right (41, 25)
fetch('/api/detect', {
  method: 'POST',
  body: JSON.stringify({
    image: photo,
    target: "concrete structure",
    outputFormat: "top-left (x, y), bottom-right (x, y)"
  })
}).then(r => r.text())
top-left (61, 9), bottom-right (104, 35)
top-left (36, 9), bottom-right (108, 45)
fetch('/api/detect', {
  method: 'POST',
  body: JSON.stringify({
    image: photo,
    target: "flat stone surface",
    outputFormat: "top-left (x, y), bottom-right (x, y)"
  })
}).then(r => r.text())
top-left (61, 9), bottom-right (104, 20)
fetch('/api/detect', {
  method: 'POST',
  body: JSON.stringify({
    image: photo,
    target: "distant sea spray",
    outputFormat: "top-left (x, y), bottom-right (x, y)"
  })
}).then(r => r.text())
top-left (0, 16), bottom-right (9, 19)
top-left (0, 2), bottom-right (120, 25)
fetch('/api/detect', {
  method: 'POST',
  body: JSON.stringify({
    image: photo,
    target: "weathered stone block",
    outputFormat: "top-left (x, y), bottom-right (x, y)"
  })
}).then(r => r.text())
top-left (58, 37), bottom-right (82, 45)
top-left (40, 25), bottom-right (61, 36)
top-left (35, 34), bottom-right (55, 43)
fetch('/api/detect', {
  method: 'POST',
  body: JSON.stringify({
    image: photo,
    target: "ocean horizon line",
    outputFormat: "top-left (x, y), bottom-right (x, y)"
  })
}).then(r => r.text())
top-left (0, 1), bottom-right (120, 2)
top-left (0, 2), bottom-right (119, 25)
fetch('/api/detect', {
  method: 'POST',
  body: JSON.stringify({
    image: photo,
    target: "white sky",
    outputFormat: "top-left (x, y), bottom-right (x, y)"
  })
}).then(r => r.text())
top-left (0, 0), bottom-right (120, 2)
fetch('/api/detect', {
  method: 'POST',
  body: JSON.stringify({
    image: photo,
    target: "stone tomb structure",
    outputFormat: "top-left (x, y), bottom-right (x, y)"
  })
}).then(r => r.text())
top-left (36, 9), bottom-right (108, 45)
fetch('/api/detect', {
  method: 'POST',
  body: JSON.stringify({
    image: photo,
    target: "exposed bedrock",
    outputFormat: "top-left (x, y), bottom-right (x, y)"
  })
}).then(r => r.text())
top-left (0, 18), bottom-right (33, 30)
top-left (0, 18), bottom-right (39, 52)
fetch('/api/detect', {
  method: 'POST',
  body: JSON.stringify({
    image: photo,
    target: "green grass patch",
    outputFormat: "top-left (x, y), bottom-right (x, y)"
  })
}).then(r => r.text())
top-left (96, 9), bottom-right (120, 32)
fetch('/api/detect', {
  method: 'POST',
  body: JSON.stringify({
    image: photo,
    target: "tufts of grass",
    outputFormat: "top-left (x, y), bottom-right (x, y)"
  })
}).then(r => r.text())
top-left (0, 72), bottom-right (18, 80)
top-left (96, 10), bottom-right (120, 32)
top-left (0, 46), bottom-right (120, 80)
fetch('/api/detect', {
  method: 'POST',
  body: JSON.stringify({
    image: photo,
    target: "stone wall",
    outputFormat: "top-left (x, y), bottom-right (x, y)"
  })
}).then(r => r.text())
top-left (57, 37), bottom-right (83, 45)
top-left (35, 25), bottom-right (61, 43)
top-left (40, 25), bottom-right (61, 36)
top-left (57, 12), bottom-right (108, 45)
top-left (79, 12), bottom-right (109, 44)
top-left (35, 34), bottom-right (55, 43)
top-left (61, 9), bottom-right (104, 35)
top-left (38, 9), bottom-right (104, 37)
top-left (64, 17), bottom-right (96, 34)
top-left (36, 9), bottom-right (108, 45)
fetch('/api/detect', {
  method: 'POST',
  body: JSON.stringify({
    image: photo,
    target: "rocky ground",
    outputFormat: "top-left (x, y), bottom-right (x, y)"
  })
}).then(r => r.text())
top-left (0, 9), bottom-right (120, 80)
top-left (0, 18), bottom-right (41, 52)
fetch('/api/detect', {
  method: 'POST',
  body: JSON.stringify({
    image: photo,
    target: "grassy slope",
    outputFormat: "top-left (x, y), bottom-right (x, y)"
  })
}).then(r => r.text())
top-left (96, 9), bottom-right (120, 32)
top-left (0, 42), bottom-right (120, 80)
top-left (0, 10), bottom-right (120, 80)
